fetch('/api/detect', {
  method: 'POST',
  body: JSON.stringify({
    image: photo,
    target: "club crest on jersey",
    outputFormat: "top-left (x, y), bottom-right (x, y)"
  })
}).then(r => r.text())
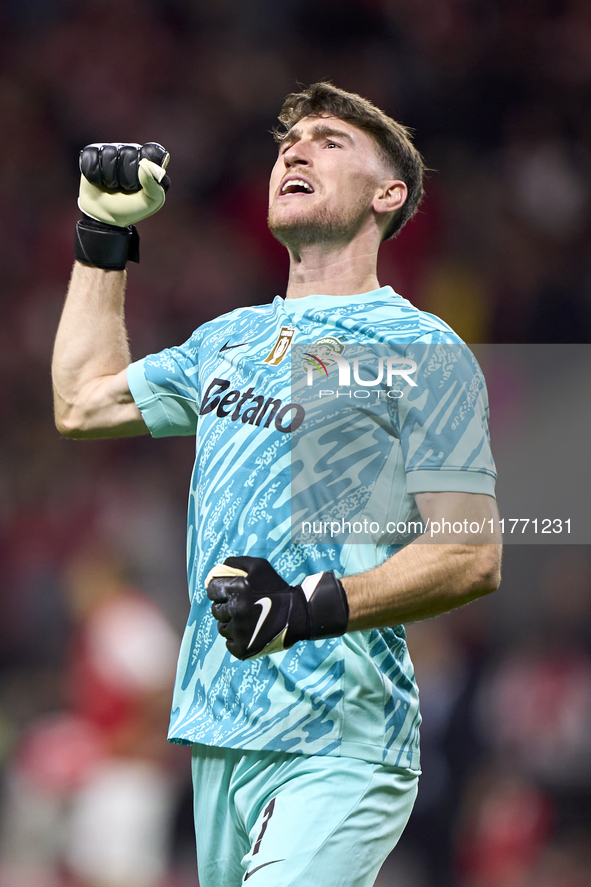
top-left (264, 327), bottom-right (295, 366)
top-left (302, 336), bottom-right (346, 380)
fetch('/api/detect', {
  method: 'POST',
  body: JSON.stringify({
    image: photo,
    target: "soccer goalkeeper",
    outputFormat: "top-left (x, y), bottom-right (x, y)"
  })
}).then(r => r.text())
top-left (52, 83), bottom-right (501, 887)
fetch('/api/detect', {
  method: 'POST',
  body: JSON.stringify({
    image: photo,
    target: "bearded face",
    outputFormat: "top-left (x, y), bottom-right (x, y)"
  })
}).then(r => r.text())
top-left (267, 116), bottom-right (390, 251)
top-left (268, 180), bottom-right (379, 249)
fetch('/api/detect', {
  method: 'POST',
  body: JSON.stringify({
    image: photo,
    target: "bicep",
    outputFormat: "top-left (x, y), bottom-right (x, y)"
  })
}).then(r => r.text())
top-left (414, 490), bottom-right (500, 529)
top-left (57, 367), bottom-right (148, 439)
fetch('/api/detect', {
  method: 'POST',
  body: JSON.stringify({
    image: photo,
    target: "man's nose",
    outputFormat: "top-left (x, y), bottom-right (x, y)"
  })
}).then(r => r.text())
top-left (283, 142), bottom-right (310, 167)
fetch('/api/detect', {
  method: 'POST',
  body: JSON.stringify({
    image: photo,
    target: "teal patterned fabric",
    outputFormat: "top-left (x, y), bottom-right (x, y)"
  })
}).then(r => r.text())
top-left (127, 286), bottom-right (496, 769)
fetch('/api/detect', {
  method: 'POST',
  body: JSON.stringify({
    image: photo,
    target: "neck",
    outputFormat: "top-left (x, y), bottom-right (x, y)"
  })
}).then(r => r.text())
top-left (284, 230), bottom-right (381, 300)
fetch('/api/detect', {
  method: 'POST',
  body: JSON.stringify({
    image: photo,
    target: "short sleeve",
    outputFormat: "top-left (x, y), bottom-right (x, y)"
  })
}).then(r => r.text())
top-left (392, 331), bottom-right (497, 496)
top-left (127, 331), bottom-right (202, 438)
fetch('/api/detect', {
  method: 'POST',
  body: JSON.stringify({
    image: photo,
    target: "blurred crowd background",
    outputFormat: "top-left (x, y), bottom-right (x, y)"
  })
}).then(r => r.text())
top-left (0, 0), bottom-right (590, 885)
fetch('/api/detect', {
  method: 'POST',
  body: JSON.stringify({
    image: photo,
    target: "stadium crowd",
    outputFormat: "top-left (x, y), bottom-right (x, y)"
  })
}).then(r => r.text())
top-left (0, 1), bottom-right (590, 885)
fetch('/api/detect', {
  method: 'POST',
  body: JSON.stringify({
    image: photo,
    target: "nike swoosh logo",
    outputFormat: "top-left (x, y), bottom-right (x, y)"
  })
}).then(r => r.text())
top-left (247, 597), bottom-right (273, 651)
top-left (220, 340), bottom-right (250, 352)
top-left (244, 859), bottom-right (284, 881)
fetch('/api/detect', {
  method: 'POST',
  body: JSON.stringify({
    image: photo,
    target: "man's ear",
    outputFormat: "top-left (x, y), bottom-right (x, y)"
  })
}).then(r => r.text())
top-left (372, 179), bottom-right (407, 218)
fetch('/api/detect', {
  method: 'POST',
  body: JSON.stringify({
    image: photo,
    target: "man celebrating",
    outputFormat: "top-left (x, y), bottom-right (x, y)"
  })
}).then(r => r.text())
top-left (52, 83), bottom-right (501, 887)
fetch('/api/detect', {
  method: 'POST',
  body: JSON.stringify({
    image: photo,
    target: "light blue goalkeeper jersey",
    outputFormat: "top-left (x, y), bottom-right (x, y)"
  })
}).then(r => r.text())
top-left (127, 286), bottom-right (496, 769)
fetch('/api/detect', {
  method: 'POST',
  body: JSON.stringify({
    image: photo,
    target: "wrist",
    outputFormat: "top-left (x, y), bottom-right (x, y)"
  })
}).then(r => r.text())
top-left (285, 572), bottom-right (349, 647)
top-left (74, 214), bottom-right (140, 270)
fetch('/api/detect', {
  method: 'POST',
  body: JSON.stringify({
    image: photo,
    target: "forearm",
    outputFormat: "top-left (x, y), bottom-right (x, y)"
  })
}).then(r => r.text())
top-left (207, 541), bottom-right (502, 660)
top-left (52, 262), bottom-right (143, 437)
top-left (342, 540), bottom-right (502, 630)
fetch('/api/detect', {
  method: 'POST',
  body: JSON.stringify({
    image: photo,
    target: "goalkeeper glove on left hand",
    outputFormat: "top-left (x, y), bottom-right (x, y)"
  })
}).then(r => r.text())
top-left (205, 556), bottom-right (349, 660)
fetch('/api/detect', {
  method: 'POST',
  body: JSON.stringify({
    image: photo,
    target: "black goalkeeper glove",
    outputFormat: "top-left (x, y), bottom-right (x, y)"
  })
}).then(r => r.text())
top-left (205, 556), bottom-right (349, 660)
top-left (75, 141), bottom-right (170, 270)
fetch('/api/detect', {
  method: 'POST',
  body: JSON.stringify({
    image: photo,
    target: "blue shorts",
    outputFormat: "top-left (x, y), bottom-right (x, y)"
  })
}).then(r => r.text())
top-left (191, 744), bottom-right (419, 887)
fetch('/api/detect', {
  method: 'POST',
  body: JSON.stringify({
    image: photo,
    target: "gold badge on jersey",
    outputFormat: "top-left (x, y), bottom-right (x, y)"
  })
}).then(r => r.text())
top-left (264, 326), bottom-right (295, 366)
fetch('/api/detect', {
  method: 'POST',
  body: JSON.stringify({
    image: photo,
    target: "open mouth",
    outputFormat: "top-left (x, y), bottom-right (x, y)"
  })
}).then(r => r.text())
top-left (280, 178), bottom-right (315, 196)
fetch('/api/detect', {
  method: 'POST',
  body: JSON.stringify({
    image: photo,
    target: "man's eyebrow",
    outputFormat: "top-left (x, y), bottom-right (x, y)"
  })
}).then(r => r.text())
top-left (309, 123), bottom-right (354, 142)
top-left (279, 127), bottom-right (302, 149)
top-left (279, 123), bottom-right (355, 149)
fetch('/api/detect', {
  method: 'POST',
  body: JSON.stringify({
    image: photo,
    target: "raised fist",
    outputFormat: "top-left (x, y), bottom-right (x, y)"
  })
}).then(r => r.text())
top-left (78, 142), bottom-right (170, 227)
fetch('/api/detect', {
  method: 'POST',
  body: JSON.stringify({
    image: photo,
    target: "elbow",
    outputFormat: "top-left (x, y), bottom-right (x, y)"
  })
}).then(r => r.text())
top-left (470, 544), bottom-right (502, 597)
top-left (54, 401), bottom-right (90, 439)
top-left (53, 384), bottom-right (102, 439)
top-left (55, 413), bottom-right (84, 439)
top-left (53, 386), bottom-right (83, 438)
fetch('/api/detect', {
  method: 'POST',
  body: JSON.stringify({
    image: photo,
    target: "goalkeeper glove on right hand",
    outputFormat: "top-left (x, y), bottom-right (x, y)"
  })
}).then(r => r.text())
top-left (205, 556), bottom-right (350, 660)
top-left (74, 142), bottom-right (170, 270)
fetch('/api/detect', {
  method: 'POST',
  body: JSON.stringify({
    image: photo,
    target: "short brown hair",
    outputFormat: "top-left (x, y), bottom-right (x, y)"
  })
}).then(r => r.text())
top-left (273, 82), bottom-right (426, 240)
